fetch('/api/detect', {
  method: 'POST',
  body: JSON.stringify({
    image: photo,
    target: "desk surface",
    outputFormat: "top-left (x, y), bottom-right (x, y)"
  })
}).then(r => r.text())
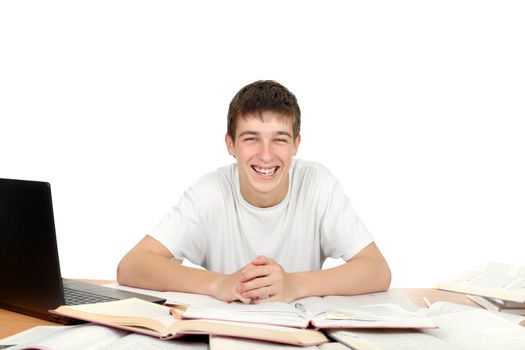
top-left (0, 283), bottom-right (477, 339)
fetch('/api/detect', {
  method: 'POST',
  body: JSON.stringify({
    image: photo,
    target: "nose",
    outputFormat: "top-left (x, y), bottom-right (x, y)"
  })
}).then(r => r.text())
top-left (259, 141), bottom-right (272, 162)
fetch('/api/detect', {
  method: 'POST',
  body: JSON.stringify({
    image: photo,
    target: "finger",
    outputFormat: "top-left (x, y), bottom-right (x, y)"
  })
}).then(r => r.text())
top-left (235, 263), bottom-right (259, 284)
top-left (241, 285), bottom-right (273, 300)
top-left (240, 260), bottom-right (259, 273)
top-left (236, 294), bottom-right (254, 304)
top-left (251, 255), bottom-right (272, 266)
top-left (239, 275), bottom-right (272, 293)
top-left (254, 293), bottom-right (280, 304)
top-left (240, 265), bottom-right (274, 282)
top-left (233, 284), bottom-right (253, 304)
top-left (239, 263), bottom-right (257, 277)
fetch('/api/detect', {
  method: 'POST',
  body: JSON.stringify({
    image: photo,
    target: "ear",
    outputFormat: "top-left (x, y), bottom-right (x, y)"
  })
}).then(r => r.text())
top-left (225, 133), bottom-right (235, 157)
top-left (293, 134), bottom-right (301, 156)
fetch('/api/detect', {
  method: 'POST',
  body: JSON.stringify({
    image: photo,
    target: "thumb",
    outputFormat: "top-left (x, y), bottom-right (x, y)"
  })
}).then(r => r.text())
top-left (252, 255), bottom-right (271, 266)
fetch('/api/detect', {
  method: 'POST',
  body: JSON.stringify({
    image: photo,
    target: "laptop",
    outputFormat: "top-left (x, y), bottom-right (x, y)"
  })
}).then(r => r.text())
top-left (0, 178), bottom-right (165, 323)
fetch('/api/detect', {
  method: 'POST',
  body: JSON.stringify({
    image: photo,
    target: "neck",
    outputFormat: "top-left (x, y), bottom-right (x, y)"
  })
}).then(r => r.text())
top-left (239, 176), bottom-right (289, 208)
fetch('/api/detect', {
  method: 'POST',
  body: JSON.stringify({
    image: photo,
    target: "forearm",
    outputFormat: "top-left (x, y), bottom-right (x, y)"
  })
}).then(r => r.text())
top-left (290, 255), bottom-right (391, 299)
top-left (117, 250), bottom-right (222, 296)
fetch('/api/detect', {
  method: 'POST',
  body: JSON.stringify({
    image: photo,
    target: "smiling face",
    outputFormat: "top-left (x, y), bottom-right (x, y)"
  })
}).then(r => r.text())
top-left (225, 112), bottom-right (301, 208)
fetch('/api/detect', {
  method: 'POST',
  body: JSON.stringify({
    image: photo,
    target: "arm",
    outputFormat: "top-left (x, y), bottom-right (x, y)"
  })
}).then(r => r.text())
top-left (238, 242), bottom-right (391, 303)
top-left (117, 235), bottom-right (252, 303)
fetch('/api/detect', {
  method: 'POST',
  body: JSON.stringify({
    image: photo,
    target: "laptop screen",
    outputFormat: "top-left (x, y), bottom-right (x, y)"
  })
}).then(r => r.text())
top-left (0, 178), bottom-right (65, 316)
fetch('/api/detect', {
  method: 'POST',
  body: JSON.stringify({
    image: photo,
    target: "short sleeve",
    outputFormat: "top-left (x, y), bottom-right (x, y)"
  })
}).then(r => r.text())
top-left (149, 186), bottom-right (207, 266)
top-left (319, 180), bottom-right (374, 261)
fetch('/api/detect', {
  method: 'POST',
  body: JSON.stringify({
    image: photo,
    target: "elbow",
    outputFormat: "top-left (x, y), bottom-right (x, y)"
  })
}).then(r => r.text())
top-left (377, 260), bottom-right (392, 292)
top-left (363, 257), bottom-right (391, 293)
top-left (116, 255), bottom-right (133, 286)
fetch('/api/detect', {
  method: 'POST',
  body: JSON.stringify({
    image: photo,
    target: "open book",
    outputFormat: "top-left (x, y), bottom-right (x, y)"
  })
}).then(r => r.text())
top-left (182, 291), bottom-right (436, 329)
top-left (209, 335), bottom-right (349, 350)
top-left (0, 323), bottom-right (208, 350)
top-left (437, 262), bottom-right (525, 303)
top-left (49, 298), bottom-right (328, 347)
top-left (326, 301), bottom-right (525, 350)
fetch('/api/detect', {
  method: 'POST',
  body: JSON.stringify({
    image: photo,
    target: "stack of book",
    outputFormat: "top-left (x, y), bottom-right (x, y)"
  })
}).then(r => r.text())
top-left (48, 290), bottom-right (436, 347)
top-left (466, 295), bottom-right (525, 315)
top-left (437, 261), bottom-right (525, 315)
top-left (5, 299), bottom-right (525, 350)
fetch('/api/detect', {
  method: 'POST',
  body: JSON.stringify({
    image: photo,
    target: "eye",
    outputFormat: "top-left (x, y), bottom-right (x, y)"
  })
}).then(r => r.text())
top-left (275, 138), bottom-right (289, 143)
top-left (243, 137), bottom-right (256, 142)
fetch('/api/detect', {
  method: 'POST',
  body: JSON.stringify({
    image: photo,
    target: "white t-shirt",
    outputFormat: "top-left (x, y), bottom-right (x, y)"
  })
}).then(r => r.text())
top-left (150, 159), bottom-right (373, 274)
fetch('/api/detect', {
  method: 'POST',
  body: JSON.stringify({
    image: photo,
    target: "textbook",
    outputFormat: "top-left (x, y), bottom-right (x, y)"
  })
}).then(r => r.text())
top-left (209, 335), bottom-right (349, 350)
top-left (0, 323), bottom-right (208, 350)
top-left (182, 291), bottom-right (436, 329)
top-left (466, 295), bottom-right (525, 316)
top-left (437, 262), bottom-right (525, 303)
top-left (49, 298), bottom-right (328, 346)
top-left (326, 301), bottom-right (525, 350)
top-left (482, 296), bottom-right (525, 309)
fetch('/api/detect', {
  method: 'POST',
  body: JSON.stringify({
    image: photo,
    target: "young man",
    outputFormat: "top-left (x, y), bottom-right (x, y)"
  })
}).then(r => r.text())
top-left (117, 80), bottom-right (391, 303)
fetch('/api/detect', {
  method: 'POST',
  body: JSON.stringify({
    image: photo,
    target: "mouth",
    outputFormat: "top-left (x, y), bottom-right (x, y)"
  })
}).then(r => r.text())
top-left (251, 165), bottom-right (279, 178)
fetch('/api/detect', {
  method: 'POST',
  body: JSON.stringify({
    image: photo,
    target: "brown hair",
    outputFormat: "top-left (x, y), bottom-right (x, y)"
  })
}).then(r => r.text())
top-left (227, 80), bottom-right (301, 140)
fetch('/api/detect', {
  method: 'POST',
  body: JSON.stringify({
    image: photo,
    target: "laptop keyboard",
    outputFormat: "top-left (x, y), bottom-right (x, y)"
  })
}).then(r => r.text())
top-left (64, 287), bottom-right (118, 305)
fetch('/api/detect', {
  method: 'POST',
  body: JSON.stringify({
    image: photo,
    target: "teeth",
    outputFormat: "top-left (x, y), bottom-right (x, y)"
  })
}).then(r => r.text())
top-left (253, 166), bottom-right (278, 176)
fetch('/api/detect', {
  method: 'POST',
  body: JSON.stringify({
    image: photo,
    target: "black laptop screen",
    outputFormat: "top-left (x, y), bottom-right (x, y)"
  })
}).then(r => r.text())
top-left (0, 178), bottom-right (65, 316)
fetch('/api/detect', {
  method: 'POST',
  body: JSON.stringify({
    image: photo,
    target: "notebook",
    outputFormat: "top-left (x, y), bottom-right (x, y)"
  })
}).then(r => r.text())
top-left (0, 178), bottom-right (165, 324)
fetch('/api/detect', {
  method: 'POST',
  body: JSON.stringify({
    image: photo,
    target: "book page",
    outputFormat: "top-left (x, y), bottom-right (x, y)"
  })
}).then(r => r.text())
top-left (0, 324), bottom-right (127, 350)
top-left (185, 290), bottom-right (427, 329)
top-left (172, 319), bottom-right (328, 346)
top-left (437, 262), bottom-right (525, 302)
top-left (311, 303), bottom-right (436, 329)
top-left (298, 290), bottom-right (434, 329)
top-left (327, 329), bottom-right (457, 350)
top-left (65, 298), bottom-right (175, 330)
top-left (0, 324), bottom-right (208, 350)
top-left (426, 301), bottom-right (525, 325)
top-left (423, 308), bottom-right (525, 350)
top-left (423, 300), bottom-right (480, 316)
top-left (328, 302), bottom-right (525, 350)
top-left (183, 301), bottom-right (308, 328)
top-left (328, 306), bottom-right (525, 350)
top-left (0, 326), bottom-right (60, 347)
top-left (209, 335), bottom-right (346, 350)
top-left (52, 298), bottom-right (327, 345)
top-left (296, 290), bottom-right (420, 319)
top-left (97, 333), bottom-right (208, 350)
top-left (319, 290), bottom-right (420, 311)
top-left (104, 283), bottom-right (224, 306)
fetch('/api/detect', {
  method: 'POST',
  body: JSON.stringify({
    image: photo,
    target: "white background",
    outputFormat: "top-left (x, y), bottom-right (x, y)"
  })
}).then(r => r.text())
top-left (1, 1), bottom-right (524, 288)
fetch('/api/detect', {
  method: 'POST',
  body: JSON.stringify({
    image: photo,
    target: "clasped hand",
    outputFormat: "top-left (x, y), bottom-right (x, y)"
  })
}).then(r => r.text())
top-left (213, 256), bottom-right (296, 304)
